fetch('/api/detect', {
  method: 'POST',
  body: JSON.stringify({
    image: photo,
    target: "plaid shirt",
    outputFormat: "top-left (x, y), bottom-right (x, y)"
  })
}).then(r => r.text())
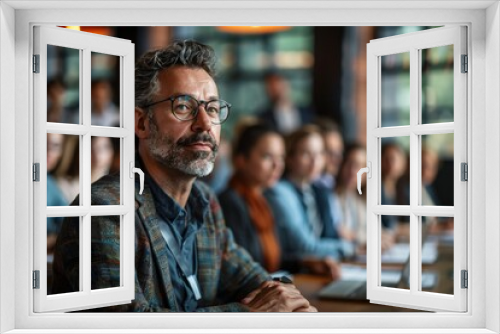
top-left (52, 170), bottom-right (270, 312)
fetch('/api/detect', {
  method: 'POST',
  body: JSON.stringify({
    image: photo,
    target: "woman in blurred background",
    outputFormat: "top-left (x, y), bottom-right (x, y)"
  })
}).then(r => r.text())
top-left (46, 133), bottom-right (68, 252)
top-left (54, 135), bottom-right (80, 204)
top-left (381, 142), bottom-right (407, 230)
top-left (335, 144), bottom-right (367, 252)
top-left (91, 136), bottom-right (115, 183)
top-left (219, 121), bottom-right (340, 279)
top-left (268, 125), bottom-right (353, 265)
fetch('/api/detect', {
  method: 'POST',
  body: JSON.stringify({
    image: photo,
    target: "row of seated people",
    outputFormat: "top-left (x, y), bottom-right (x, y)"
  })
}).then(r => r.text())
top-left (217, 121), bottom-right (378, 280)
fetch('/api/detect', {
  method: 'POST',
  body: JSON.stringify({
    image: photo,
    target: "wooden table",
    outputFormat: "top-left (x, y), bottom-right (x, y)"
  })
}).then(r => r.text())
top-left (294, 273), bottom-right (424, 312)
top-left (294, 241), bottom-right (453, 312)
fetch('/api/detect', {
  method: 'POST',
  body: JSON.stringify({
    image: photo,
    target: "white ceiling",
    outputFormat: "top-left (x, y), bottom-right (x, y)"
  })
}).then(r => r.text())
top-left (4, 0), bottom-right (497, 10)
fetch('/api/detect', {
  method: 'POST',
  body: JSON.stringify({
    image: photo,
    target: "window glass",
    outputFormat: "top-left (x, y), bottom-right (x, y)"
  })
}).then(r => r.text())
top-left (381, 52), bottom-right (410, 127)
top-left (381, 137), bottom-right (410, 206)
top-left (91, 52), bottom-right (120, 127)
top-left (47, 45), bottom-right (80, 124)
top-left (422, 216), bottom-right (453, 294)
top-left (421, 45), bottom-right (454, 124)
top-left (421, 133), bottom-right (454, 206)
top-left (91, 215), bottom-right (121, 290)
top-left (47, 216), bottom-right (80, 295)
top-left (47, 133), bottom-right (80, 206)
top-left (380, 215), bottom-right (410, 290)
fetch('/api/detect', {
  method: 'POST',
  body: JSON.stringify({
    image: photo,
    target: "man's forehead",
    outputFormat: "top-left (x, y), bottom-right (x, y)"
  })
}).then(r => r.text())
top-left (158, 67), bottom-right (217, 92)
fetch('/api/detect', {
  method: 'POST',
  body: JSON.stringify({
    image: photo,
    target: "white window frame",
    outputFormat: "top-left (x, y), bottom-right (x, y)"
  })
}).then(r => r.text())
top-left (0, 1), bottom-right (499, 333)
top-left (33, 26), bottom-right (136, 312)
top-left (366, 26), bottom-right (468, 312)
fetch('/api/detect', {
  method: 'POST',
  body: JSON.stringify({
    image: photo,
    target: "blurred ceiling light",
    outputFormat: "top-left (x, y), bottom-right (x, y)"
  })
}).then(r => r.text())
top-left (63, 26), bottom-right (81, 31)
top-left (61, 26), bottom-right (114, 36)
top-left (217, 26), bottom-right (291, 34)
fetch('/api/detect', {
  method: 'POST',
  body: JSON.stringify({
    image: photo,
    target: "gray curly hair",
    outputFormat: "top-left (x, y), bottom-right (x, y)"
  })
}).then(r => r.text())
top-left (135, 40), bottom-right (217, 111)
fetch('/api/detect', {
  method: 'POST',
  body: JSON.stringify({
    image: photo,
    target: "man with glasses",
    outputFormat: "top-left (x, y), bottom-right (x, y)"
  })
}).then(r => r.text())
top-left (53, 40), bottom-right (315, 312)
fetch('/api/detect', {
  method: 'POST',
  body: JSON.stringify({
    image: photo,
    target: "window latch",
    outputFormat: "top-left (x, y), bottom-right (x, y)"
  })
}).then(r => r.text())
top-left (129, 162), bottom-right (144, 195)
top-left (357, 162), bottom-right (371, 195)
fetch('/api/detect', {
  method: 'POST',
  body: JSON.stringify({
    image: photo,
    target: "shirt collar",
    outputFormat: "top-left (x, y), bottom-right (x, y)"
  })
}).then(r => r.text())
top-left (144, 167), bottom-right (210, 226)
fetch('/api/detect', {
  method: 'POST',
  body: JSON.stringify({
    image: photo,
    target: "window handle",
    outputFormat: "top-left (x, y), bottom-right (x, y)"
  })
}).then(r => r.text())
top-left (129, 162), bottom-right (144, 195)
top-left (357, 162), bottom-right (372, 195)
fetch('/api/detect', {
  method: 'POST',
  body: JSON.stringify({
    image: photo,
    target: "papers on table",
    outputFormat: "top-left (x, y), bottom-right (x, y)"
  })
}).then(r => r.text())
top-left (355, 241), bottom-right (438, 264)
top-left (339, 264), bottom-right (437, 288)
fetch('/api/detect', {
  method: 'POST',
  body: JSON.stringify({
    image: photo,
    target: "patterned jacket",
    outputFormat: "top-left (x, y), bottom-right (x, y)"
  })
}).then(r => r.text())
top-left (52, 172), bottom-right (270, 312)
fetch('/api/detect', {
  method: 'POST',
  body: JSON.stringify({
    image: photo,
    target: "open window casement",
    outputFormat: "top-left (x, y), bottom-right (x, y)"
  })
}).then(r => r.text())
top-left (365, 26), bottom-right (467, 312)
top-left (33, 26), bottom-right (136, 312)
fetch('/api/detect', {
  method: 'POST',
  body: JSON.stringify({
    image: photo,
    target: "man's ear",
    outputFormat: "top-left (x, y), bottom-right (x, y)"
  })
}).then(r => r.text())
top-left (135, 107), bottom-right (150, 139)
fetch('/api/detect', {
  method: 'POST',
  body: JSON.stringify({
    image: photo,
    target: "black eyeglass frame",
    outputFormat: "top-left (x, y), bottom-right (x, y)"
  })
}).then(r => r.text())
top-left (142, 94), bottom-right (231, 125)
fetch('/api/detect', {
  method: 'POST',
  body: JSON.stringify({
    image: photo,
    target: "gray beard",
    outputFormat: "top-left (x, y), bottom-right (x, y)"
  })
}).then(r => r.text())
top-left (148, 118), bottom-right (216, 178)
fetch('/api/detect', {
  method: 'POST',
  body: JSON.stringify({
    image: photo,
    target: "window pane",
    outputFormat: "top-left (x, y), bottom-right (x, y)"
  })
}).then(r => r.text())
top-left (47, 133), bottom-right (80, 206)
top-left (422, 216), bottom-right (453, 294)
top-left (91, 52), bottom-right (120, 127)
top-left (91, 215), bottom-right (121, 290)
top-left (381, 137), bottom-right (410, 206)
top-left (91, 136), bottom-right (120, 206)
top-left (421, 133), bottom-right (454, 206)
top-left (48, 216), bottom-right (80, 295)
top-left (421, 45), bottom-right (454, 124)
top-left (380, 215), bottom-right (409, 290)
top-left (381, 52), bottom-right (410, 127)
top-left (47, 44), bottom-right (80, 124)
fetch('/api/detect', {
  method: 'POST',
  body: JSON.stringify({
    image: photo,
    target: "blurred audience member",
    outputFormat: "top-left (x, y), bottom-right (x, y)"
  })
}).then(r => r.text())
top-left (268, 125), bottom-right (352, 264)
top-left (47, 133), bottom-right (68, 252)
top-left (109, 137), bottom-right (121, 175)
top-left (54, 135), bottom-right (80, 203)
top-left (200, 136), bottom-right (232, 194)
top-left (91, 79), bottom-right (120, 126)
top-left (381, 142), bottom-right (407, 230)
top-left (219, 122), bottom-right (284, 273)
top-left (258, 73), bottom-right (314, 134)
top-left (421, 147), bottom-right (453, 230)
top-left (335, 144), bottom-right (367, 251)
top-left (91, 136), bottom-right (115, 183)
top-left (421, 147), bottom-right (440, 206)
top-left (219, 122), bottom-right (340, 280)
top-left (47, 79), bottom-right (76, 124)
top-left (314, 118), bottom-right (344, 190)
top-left (314, 118), bottom-right (345, 232)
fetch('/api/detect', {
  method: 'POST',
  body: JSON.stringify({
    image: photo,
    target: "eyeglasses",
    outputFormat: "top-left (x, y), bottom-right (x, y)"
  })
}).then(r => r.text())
top-left (143, 94), bottom-right (231, 125)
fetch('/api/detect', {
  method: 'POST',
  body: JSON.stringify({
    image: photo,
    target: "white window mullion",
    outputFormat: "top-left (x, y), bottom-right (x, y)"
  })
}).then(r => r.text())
top-left (373, 205), bottom-right (411, 215)
top-left (81, 46), bottom-right (92, 295)
top-left (412, 123), bottom-right (455, 135)
top-left (453, 26), bottom-right (468, 309)
top-left (365, 41), bottom-right (379, 302)
top-left (82, 214), bottom-right (91, 293)
top-left (372, 126), bottom-right (412, 138)
top-left (33, 25), bottom-right (49, 305)
top-left (409, 46), bottom-right (420, 296)
top-left (123, 48), bottom-right (135, 294)
top-left (372, 205), bottom-right (455, 217)
top-left (46, 123), bottom-right (87, 135)
top-left (46, 206), bottom-right (130, 217)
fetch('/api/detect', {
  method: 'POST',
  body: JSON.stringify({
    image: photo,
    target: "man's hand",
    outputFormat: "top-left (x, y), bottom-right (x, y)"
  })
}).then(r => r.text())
top-left (241, 281), bottom-right (315, 312)
top-left (301, 256), bottom-right (341, 281)
top-left (381, 231), bottom-right (396, 251)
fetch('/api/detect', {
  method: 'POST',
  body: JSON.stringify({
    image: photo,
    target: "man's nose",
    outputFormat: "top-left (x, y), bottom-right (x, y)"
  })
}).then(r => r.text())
top-left (191, 106), bottom-right (212, 132)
